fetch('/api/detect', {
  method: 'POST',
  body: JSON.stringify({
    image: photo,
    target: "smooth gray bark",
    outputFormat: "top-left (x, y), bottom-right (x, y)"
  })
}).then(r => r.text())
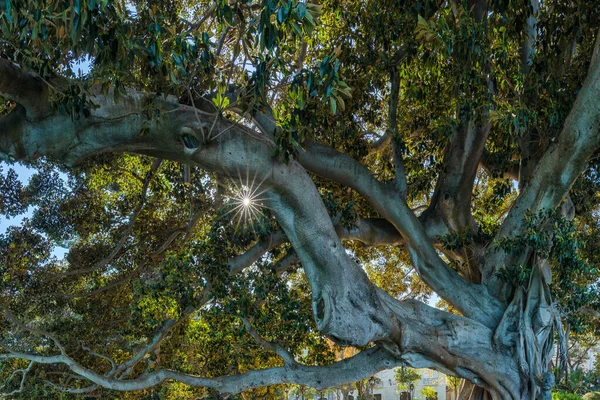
top-left (1, 29), bottom-right (600, 397)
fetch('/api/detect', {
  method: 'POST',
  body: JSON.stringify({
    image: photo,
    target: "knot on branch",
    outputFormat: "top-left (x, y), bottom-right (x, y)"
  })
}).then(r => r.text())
top-left (313, 287), bottom-right (400, 348)
top-left (179, 123), bottom-right (207, 153)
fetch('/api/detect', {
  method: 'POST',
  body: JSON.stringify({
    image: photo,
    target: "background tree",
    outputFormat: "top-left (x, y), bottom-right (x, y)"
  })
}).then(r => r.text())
top-left (447, 375), bottom-right (462, 400)
top-left (394, 367), bottom-right (421, 392)
top-left (421, 386), bottom-right (439, 400)
top-left (0, 0), bottom-right (600, 399)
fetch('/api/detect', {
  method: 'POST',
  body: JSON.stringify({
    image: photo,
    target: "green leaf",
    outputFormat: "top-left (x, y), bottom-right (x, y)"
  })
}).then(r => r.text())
top-left (291, 22), bottom-right (302, 36)
top-left (3, 0), bottom-right (11, 20)
top-left (329, 97), bottom-right (337, 114)
top-left (297, 2), bottom-right (306, 19)
top-left (305, 10), bottom-right (315, 26)
top-left (277, 7), bottom-right (286, 24)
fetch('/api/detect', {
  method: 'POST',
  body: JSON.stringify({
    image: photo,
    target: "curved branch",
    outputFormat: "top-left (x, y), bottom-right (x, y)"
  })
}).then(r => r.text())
top-left (0, 59), bottom-right (51, 120)
top-left (81, 343), bottom-right (116, 375)
top-left (3, 310), bottom-right (66, 355)
top-left (335, 218), bottom-right (403, 247)
top-left (0, 346), bottom-right (400, 394)
top-left (111, 292), bottom-right (210, 380)
top-left (228, 231), bottom-right (287, 273)
top-left (240, 317), bottom-right (297, 366)
top-left (47, 158), bottom-right (162, 282)
top-left (297, 140), bottom-right (504, 327)
top-left (368, 133), bottom-right (391, 154)
top-left (273, 252), bottom-right (300, 275)
top-left (0, 361), bottom-right (34, 398)
top-left (229, 218), bottom-right (404, 274)
top-left (485, 30), bottom-right (600, 281)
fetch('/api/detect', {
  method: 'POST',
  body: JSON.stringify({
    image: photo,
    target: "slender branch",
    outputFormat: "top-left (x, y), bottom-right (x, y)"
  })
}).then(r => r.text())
top-left (0, 346), bottom-right (400, 394)
top-left (273, 252), bottom-right (300, 275)
top-left (228, 231), bottom-right (287, 273)
top-left (240, 317), bottom-right (297, 366)
top-left (3, 310), bottom-right (66, 355)
top-left (81, 342), bottom-right (116, 376)
top-left (0, 361), bottom-right (34, 398)
top-left (111, 292), bottom-right (210, 380)
top-left (368, 133), bottom-right (391, 154)
top-left (47, 158), bottom-right (162, 282)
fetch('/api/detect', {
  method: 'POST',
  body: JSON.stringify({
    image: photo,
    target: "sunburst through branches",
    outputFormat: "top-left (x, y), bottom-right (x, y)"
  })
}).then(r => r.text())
top-left (226, 169), bottom-right (270, 232)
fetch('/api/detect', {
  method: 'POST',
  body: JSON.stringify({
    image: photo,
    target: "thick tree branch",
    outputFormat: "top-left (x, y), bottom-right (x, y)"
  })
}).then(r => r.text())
top-left (378, 291), bottom-right (519, 397)
top-left (0, 346), bottom-right (400, 394)
top-left (420, 120), bottom-right (491, 284)
top-left (228, 231), bottom-right (287, 273)
top-left (297, 140), bottom-right (503, 327)
top-left (0, 62), bottom-right (498, 344)
top-left (335, 218), bottom-right (403, 247)
top-left (519, 0), bottom-right (540, 74)
top-left (0, 59), bottom-right (52, 120)
top-left (80, 343), bottom-right (116, 376)
top-left (229, 218), bottom-right (404, 275)
top-left (388, 69), bottom-right (407, 200)
top-left (422, 121), bottom-right (490, 233)
top-left (485, 30), bottom-right (600, 281)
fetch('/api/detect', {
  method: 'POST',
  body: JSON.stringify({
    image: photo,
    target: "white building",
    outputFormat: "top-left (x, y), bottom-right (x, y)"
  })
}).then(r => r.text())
top-left (345, 368), bottom-right (451, 400)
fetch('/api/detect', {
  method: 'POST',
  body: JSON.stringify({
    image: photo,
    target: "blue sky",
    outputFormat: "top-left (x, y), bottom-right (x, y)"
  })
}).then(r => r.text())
top-left (1, 53), bottom-right (93, 256)
top-left (0, 163), bottom-right (35, 234)
top-left (1, 162), bottom-right (68, 258)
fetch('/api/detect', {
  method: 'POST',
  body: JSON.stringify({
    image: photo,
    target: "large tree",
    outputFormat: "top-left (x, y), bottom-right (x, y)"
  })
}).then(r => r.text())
top-left (1, 0), bottom-right (599, 398)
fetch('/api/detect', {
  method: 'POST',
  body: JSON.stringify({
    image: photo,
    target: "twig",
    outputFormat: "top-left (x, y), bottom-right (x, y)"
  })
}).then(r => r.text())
top-left (46, 158), bottom-right (163, 282)
top-left (0, 361), bottom-right (34, 398)
top-left (240, 317), bottom-right (297, 366)
top-left (81, 342), bottom-right (116, 376)
top-left (3, 310), bottom-right (66, 355)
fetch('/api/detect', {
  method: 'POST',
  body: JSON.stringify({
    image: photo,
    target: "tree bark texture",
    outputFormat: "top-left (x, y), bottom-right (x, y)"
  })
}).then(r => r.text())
top-left (1, 28), bottom-right (599, 399)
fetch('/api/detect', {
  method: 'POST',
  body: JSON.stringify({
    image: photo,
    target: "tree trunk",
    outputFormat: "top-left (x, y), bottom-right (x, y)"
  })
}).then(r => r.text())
top-left (454, 257), bottom-right (562, 399)
top-left (2, 39), bottom-right (598, 397)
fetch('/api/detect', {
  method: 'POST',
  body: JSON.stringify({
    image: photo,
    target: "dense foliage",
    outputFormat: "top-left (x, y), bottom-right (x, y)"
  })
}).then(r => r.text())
top-left (0, 0), bottom-right (599, 398)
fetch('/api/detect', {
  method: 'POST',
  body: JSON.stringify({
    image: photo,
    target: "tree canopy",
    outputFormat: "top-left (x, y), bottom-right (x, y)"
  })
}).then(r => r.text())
top-left (0, 0), bottom-right (599, 399)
